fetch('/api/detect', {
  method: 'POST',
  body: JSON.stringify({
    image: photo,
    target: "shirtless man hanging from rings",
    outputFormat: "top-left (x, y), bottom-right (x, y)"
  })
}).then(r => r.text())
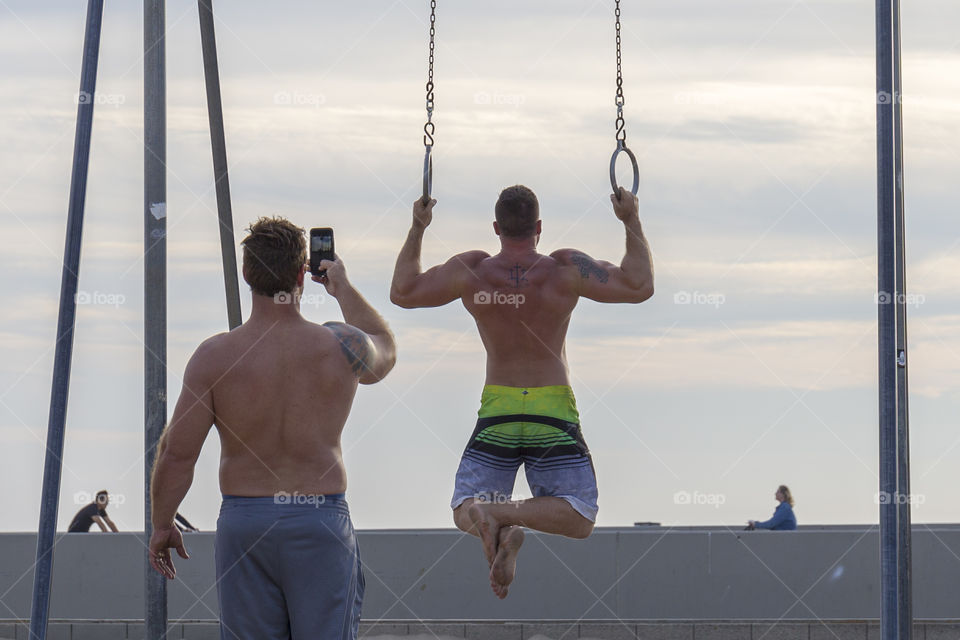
top-left (391, 185), bottom-right (654, 598)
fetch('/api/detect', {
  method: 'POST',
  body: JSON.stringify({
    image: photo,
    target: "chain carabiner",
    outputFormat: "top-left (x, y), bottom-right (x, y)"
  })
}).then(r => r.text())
top-left (610, 0), bottom-right (638, 199)
top-left (421, 0), bottom-right (437, 204)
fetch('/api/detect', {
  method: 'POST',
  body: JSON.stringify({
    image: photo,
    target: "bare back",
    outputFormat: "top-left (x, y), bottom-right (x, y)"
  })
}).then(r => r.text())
top-left (204, 317), bottom-right (359, 496)
top-left (392, 195), bottom-right (652, 388)
top-left (460, 251), bottom-right (580, 387)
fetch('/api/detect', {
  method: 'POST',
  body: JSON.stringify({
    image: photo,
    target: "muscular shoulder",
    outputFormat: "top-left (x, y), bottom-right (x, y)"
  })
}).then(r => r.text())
top-left (322, 322), bottom-right (376, 377)
top-left (449, 250), bottom-right (491, 270)
top-left (185, 332), bottom-right (231, 381)
top-left (550, 248), bottom-right (611, 284)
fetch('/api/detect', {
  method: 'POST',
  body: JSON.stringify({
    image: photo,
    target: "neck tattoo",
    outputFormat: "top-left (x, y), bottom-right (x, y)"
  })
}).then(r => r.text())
top-left (509, 264), bottom-right (529, 288)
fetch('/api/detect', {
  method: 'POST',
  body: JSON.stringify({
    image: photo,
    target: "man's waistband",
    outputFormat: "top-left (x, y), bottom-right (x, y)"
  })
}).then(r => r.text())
top-left (221, 492), bottom-right (348, 509)
top-left (482, 384), bottom-right (575, 397)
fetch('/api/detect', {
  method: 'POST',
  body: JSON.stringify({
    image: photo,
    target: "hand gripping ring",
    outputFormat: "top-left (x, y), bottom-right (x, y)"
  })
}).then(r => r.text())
top-left (609, 141), bottom-right (639, 199)
top-left (422, 147), bottom-right (433, 205)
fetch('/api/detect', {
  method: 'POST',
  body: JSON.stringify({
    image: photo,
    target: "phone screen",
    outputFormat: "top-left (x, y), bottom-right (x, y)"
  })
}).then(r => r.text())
top-left (309, 228), bottom-right (335, 276)
top-left (311, 234), bottom-right (333, 254)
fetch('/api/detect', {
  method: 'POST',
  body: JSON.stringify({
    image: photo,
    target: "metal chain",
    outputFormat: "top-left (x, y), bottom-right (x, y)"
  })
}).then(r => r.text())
top-left (423, 0), bottom-right (436, 148)
top-left (614, 0), bottom-right (626, 144)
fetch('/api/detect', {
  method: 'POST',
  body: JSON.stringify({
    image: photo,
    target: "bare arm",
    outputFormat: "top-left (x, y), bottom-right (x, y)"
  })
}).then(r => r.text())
top-left (149, 341), bottom-right (218, 578)
top-left (151, 345), bottom-right (216, 528)
top-left (552, 188), bottom-right (654, 303)
top-left (313, 257), bottom-right (396, 384)
top-left (103, 516), bottom-right (119, 533)
top-left (390, 198), bottom-right (487, 308)
top-left (91, 515), bottom-right (109, 532)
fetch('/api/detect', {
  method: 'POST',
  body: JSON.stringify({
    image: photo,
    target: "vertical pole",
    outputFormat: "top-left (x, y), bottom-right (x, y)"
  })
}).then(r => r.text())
top-left (198, 0), bottom-right (242, 330)
top-left (892, 0), bottom-right (912, 637)
top-left (144, 0), bottom-right (168, 638)
top-left (876, 1), bottom-right (899, 639)
top-left (28, 2), bottom-right (105, 638)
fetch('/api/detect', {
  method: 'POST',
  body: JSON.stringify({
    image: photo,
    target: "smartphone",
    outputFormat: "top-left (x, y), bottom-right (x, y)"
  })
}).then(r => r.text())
top-left (309, 228), bottom-right (335, 277)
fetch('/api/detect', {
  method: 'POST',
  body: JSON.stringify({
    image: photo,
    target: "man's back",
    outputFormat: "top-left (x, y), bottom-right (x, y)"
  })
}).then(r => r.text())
top-left (204, 316), bottom-right (359, 497)
top-left (458, 251), bottom-right (579, 387)
top-left (67, 502), bottom-right (102, 533)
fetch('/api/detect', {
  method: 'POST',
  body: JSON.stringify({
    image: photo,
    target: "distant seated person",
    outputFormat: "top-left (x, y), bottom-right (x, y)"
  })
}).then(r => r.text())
top-left (747, 485), bottom-right (796, 531)
top-left (67, 490), bottom-right (119, 533)
top-left (174, 512), bottom-right (198, 533)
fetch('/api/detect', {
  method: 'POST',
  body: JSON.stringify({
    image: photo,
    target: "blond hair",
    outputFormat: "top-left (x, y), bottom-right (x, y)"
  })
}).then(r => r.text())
top-left (778, 485), bottom-right (795, 507)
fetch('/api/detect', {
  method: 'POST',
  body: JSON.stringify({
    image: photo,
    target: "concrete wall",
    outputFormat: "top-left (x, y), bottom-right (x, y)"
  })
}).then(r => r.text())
top-left (2, 527), bottom-right (959, 622)
top-left (3, 619), bottom-right (960, 640)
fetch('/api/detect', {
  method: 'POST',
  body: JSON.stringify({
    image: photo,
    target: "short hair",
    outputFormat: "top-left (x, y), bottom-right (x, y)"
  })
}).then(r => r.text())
top-left (96, 490), bottom-right (108, 502)
top-left (495, 185), bottom-right (539, 238)
top-left (778, 485), bottom-right (795, 507)
top-left (241, 217), bottom-right (307, 297)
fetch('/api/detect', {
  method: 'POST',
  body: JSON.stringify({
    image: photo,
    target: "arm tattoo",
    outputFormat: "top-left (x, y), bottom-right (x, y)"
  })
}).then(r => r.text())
top-left (324, 322), bottom-right (374, 377)
top-left (571, 253), bottom-right (609, 284)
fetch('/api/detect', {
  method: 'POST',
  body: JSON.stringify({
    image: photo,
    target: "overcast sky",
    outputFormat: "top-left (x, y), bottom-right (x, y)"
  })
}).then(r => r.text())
top-left (1, 0), bottom-right (958, 533)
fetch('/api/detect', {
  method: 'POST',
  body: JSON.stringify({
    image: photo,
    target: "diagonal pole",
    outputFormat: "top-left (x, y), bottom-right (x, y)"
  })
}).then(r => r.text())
top-left (144, 0), bottom-right (169, 637)
top-left (28, 2), bottom-right (105, 638)
top-left (198, 0), bottom-right (242, 330)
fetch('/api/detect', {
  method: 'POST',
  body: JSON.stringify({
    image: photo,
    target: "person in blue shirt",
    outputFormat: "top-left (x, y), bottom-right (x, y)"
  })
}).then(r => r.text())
top-left (747, 485), bottom-right (797, 531)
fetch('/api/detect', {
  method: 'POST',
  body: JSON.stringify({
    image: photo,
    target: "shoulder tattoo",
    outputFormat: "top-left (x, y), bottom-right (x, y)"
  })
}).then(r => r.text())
top-left (323, 322), bottom-right (374, 377)
top-left (509, 264), bottom-right (529, 288)
top-left (570, 253), bottom-right (610, 284)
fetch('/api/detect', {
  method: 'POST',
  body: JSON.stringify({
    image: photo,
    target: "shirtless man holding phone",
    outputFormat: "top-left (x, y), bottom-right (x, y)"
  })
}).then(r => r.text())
top-left (149, 217), bottom-right (395, 639)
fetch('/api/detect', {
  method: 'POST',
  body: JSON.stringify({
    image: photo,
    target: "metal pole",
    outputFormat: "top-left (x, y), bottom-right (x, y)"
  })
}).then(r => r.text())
top-left (28, 2), bottom-right (105, 638)
top-left (892, 0), bottom-right (913, 636)
top-left (144, 0), bottom-right (168, 637)
top-left (875, 1), bottom-right (899, 639)
top-left (198, 0), bottom-right (242, 330)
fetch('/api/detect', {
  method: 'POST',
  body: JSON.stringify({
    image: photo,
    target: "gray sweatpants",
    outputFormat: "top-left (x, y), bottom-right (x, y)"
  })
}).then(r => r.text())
top-left (215, 494), bottom-right (364, 640)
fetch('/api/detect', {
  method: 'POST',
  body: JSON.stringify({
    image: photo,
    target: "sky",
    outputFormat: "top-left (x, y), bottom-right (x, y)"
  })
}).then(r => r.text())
top-left (0, 0), bottom-right (959, 533)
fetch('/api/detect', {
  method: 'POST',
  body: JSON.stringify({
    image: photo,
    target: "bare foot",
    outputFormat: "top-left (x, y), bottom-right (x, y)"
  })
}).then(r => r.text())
top-left (467, 502), bottom-right (501, 567)
top-left (489, 526), bottom-right (525, 599)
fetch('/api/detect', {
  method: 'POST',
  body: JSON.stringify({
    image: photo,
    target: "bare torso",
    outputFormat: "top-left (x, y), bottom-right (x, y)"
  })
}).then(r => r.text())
top-left (203, 317), bottom-right (358, 496)
top-left (460, 251), bottom-right (580, 387)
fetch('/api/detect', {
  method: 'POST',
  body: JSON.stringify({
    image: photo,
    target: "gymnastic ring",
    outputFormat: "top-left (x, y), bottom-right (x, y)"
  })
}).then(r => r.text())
top-left (609, 141), bottom-right (639, 199)
top-left (422, 147), bottom-right (433, 205)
